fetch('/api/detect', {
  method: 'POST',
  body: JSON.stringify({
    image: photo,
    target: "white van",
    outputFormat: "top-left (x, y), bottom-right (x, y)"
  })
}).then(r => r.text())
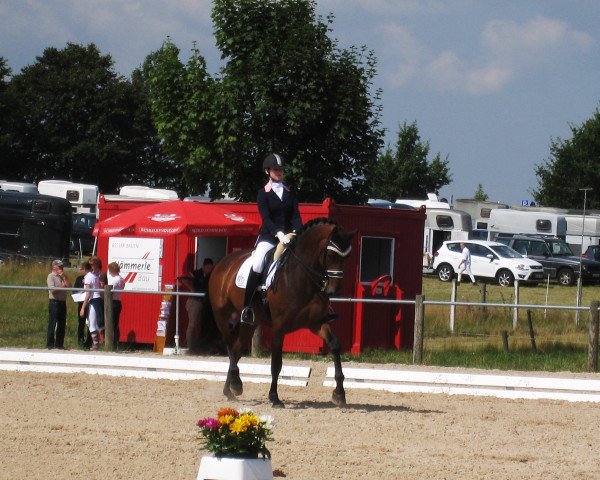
top-left (38, 180), bottom-right (99, 214)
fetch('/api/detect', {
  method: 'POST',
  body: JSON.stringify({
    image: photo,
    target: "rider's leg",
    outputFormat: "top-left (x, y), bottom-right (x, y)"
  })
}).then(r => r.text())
top-left (240, 241), bottom-right (274, 325)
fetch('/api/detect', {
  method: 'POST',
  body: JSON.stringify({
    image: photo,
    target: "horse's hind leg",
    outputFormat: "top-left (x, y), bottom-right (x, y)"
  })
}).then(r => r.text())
top-left (318, 323), bottom-right (346, 406)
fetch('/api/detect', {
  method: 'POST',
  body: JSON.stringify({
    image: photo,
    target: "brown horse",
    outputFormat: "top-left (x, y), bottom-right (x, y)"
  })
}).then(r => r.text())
top-left (208, 218), bottom-right (355, 407)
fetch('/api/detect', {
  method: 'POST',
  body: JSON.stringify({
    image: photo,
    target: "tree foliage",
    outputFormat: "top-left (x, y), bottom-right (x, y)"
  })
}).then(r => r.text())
top-left (7, 43), bottom-right (179, 193)
top-left (473, 184), bottom-right (489, 201)
top-left (533, 108), bottom-right (600, 209)
top-left (0, 57), bottom-right (18, 177)
top-left (367, 121), bottom-right (452, 201)
top-left (144, 0), bottom-right (384, 202)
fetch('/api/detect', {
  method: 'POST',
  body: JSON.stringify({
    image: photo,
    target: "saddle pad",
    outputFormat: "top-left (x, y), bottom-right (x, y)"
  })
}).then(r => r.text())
top-left (235, 254), bottom-right (278, 290)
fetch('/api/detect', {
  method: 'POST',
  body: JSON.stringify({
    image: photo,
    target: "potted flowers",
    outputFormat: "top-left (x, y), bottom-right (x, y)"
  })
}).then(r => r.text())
top-left (196, 407), bottom-right (274, 480)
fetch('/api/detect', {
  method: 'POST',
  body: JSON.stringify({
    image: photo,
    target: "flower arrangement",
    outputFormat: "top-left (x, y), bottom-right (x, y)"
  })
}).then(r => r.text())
top-left (196, 407), bottom-right (274, 459)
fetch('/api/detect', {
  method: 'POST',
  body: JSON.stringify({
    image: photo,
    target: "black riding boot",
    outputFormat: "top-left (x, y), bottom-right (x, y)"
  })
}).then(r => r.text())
top-left (240, 269), bottom-right (262, 325)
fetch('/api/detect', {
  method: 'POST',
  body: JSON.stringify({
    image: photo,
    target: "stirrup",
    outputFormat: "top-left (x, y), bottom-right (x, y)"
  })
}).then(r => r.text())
top-left (240, 307), bottom-right (255, 326)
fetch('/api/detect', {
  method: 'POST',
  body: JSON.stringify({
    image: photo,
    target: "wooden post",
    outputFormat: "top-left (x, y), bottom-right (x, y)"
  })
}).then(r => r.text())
top-left (588, 301), bottom-right (599, 372)
top-left (501, 330), bottom-right (509, 352)
top-left (479, 282), bottom-right (487, 315)
top-left (512, 280), bottom-right (519, 330)
top-left (527, 310), bottom-right (537, 353)
top-left (413, 295), bottom-right (424, 365)
top-left (450, 279), bottom-right (457, 333)
top-left (103, 285), bottom-right (114, 351)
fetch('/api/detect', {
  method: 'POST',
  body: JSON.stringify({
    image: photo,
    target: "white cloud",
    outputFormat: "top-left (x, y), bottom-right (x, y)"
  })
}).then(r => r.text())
top-left (381, 15), bottom-right (593, 95)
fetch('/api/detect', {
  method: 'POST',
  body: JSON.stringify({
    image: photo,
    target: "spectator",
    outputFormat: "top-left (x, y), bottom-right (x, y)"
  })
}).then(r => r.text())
top-left (73, 262), bottom-right (91, 346)
top-left (183, 257), bottom-right (214, 354)
top-left (46, 259), bottom-right (72, 349)
top-left (81, 256), bottom-right (104, 350)
top-left (107, 262), bottom-right (125, 349)
top-left (457, 242), bottom-right (477, 285)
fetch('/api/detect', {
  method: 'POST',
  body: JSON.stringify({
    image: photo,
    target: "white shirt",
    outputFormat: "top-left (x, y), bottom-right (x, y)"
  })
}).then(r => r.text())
top-left (270, 180), bottom-right (284, 200)
top-left (83, 271), bottom-right (102, 299)
top-left (461, 247), bottom-right (471, 267)
top-left (108, 273), bottom-right (126, 301)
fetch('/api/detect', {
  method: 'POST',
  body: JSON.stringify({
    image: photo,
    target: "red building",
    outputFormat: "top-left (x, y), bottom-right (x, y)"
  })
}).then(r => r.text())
top-left (95, 195), bottom-right (425, 353)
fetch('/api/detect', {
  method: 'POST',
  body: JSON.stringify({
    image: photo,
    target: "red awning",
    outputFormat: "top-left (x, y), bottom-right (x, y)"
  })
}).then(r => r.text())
top-left (93, 200), bottom-right (259, 237)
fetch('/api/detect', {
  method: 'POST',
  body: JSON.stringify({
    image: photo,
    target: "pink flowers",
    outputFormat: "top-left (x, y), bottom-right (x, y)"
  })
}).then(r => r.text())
top-left (196, 417), bottom-right (220, 430)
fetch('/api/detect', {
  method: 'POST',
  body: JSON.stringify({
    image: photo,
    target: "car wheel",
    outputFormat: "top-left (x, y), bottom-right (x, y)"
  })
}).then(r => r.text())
top-left (437, 263), bottom-right (454, 282)
top-left (497, 269), bottom-right (514, 287)
top-left (557, 268), bottom-right (574, 286)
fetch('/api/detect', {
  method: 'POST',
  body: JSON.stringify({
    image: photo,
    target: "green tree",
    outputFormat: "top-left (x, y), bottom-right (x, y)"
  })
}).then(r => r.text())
top-left (8, 43), bottom-right (178, 193)
top-left (534, 107), bottom-right (600, 209)
top-left (367, 121), bottom-right (451, 200)
top-left (0, 57), bottom-right (18, 178)
top-left (144, 0), bottom-right (383, 202)
top-left (473, 184), bottom-right (489, 201)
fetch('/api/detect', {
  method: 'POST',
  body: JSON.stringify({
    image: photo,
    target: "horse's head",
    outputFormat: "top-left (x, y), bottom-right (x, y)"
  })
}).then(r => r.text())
top-left (293, 218), bottom-right (355, 296)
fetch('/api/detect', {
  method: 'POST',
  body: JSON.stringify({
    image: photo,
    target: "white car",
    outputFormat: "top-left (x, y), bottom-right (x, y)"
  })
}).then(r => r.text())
top-left (432, 240), bottom-right (545, 287)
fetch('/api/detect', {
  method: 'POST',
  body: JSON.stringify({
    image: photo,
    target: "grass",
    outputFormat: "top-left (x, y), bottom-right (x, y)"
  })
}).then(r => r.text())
top-left (1, 263), bottom-right (599, 372)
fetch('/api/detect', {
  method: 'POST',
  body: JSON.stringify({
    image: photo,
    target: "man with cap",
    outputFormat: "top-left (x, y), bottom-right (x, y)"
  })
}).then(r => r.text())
top-left (46, 259), bottom-right (72, 349)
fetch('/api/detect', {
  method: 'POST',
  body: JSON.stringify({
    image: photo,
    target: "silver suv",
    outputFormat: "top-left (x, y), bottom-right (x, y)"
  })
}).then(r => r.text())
top-left (432, 240), bottom-right (545, 287)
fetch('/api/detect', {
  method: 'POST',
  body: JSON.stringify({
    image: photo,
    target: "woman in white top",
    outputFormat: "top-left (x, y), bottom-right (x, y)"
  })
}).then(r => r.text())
top-left (107, 262), bottom-right (126, 348)
top-left (80, 256), bottom-right (104, 350)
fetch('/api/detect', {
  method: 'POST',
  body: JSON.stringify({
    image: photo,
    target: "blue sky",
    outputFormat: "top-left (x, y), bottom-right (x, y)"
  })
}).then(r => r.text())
top-left (1, 0), bottom-right (598, 206)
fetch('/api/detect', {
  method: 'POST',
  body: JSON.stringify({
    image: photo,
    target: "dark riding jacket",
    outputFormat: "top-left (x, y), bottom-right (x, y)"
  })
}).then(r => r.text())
top-left (257, 183), bottom-right (303, 245)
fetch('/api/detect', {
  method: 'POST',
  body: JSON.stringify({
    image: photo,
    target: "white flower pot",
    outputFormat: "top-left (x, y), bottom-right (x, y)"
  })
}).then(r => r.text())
top-left (197, 456), bottom-right (273, 480)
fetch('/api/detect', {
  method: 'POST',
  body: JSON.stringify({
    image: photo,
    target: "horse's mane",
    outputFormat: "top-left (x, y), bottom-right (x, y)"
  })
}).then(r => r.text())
top-left (297, 217), bottom-right (338, 236)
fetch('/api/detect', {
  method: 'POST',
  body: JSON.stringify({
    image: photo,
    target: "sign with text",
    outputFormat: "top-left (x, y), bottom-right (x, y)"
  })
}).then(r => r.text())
top-left (108, 237), bottom-right (162, 291)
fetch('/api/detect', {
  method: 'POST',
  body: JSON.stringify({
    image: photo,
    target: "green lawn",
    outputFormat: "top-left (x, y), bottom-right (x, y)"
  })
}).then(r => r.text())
top-left (1, 262), bottom-right (599, 372)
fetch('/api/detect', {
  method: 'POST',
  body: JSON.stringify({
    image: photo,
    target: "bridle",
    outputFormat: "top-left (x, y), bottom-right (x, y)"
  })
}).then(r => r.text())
top-left (286, 228), bottom-right (352, 292)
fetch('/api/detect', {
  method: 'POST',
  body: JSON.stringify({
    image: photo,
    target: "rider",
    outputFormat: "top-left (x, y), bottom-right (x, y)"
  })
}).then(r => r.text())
top-left (240, 153), bottom-right (303, 325)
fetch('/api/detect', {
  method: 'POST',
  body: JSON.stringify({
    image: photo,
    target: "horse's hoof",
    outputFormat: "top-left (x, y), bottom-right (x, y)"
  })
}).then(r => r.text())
top-left (271, 400), bottom-right (285, 409)
top-left (332, 391), bottom-right (347, 406)
top-left (230, 382), bottom-right (243, 397)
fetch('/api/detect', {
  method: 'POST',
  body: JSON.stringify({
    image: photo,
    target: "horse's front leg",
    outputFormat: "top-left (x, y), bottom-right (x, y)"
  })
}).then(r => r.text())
top-left (268, 333), bottom-right (285, 408)
top-left (318, 323), bottom-right (346, 406)
top-left (223, 345), bottom-right (242, 400)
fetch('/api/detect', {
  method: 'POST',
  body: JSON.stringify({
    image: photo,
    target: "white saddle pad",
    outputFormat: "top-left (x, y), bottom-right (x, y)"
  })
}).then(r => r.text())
top-left (235, 255), bottom-right (278, 290)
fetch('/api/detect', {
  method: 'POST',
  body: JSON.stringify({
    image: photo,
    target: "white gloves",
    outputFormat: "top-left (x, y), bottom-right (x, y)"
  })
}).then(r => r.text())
top-left (276, 231), bottom-right (290, 244)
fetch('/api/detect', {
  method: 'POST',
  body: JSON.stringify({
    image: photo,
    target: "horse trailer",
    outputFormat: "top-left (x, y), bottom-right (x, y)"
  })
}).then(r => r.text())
top-left (37, 180), bottom-right (99, 214)
top-left (0, 181), bottom-right (39, 194)
top-left (487, 209), bottom-right (567, 241)
top-left (453, 198), bottom-right (510, 230)
top-left (0, 191), bottom-right (72, 263)
top-left (119, 185), bottom-right (179, 200)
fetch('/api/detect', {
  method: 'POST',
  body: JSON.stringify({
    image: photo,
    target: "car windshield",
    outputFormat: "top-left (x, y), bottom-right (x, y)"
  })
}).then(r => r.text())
top-left (548, 240), bottom-right (573, 256)
top-left (490, 245), bottom-right (523, 259)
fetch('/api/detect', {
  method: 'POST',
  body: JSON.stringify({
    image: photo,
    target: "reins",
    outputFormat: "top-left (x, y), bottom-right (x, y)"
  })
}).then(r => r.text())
top-left (280, 226), bottom-right (352, 292)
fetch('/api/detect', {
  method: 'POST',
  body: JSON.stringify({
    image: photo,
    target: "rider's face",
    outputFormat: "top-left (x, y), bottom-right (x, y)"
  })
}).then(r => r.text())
top-left (267, 167), bottom-right (284, 182)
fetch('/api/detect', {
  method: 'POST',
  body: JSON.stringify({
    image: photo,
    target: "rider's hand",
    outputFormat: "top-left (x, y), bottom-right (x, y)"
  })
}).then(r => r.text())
top-left (276, 231), bottom-right (290, 244)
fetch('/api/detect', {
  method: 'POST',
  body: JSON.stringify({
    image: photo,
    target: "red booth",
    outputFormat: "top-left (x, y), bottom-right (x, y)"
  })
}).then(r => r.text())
top-left (95, 196), bottom-right (425, 353)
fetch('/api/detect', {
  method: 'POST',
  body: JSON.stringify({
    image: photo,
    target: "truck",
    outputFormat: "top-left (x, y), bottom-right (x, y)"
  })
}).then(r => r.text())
top-left (0, 191), bottom-right (72, 263)
top-left (0, 181), bottom-right (39, 194)
top-left (37, 180), bottom-right (99, 214)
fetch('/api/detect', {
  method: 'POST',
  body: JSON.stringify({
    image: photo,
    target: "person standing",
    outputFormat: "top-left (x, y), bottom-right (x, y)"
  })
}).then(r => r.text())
top-left (457, 242), bottom-right (477, 285)
top-left (184, 257), bottom-right (214, 353)
top-left (81, 256), bottom-right (104, 350)
top-left (240, 153), bottom-right (303, 325)
top-left (46, 259), bottom-right (72, 349)
top-left (107, 262), bottom-right (125, 349)
top-left (73, 262), bottom-right (91, 346)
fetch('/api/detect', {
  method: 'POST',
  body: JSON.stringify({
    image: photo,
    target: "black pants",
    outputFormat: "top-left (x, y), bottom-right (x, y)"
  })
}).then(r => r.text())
top-left (47, 300), bottom-right (66, 349)
top-left (113, 300), bottom-right (122, 344)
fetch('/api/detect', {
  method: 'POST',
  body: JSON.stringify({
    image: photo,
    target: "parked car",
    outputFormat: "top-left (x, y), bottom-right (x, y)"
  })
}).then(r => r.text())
top-left (496, 234), bottom-right (600, 286)
top-left (70, 213), bottom-right (96, 255)
top-left (582, 245), bottom-right (600, 263)
top-left (432, 240), bottom-right (545, 287)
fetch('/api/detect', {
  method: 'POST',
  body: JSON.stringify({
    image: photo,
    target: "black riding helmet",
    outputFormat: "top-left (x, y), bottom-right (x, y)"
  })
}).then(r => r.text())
top-left (262, 153), bottom-right (285, 170)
